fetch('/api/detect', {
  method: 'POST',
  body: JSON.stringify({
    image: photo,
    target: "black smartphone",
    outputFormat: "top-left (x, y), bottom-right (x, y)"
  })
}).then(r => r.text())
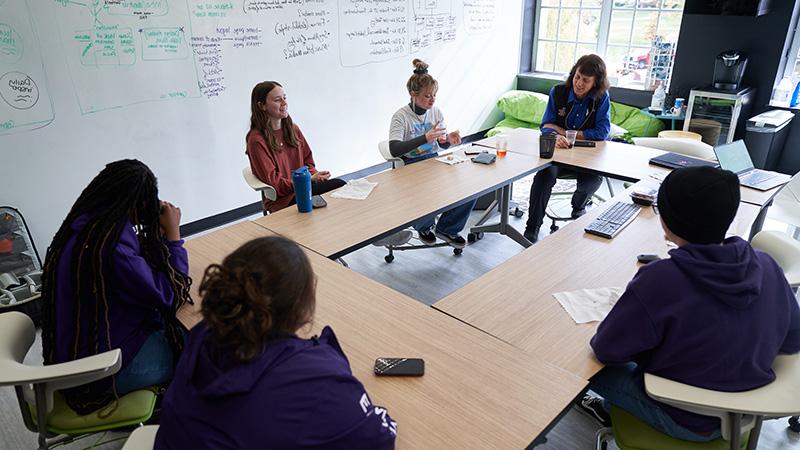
top-left (374, 357), bottom-right (425, 376)
top-left (463, 144), bottom-right (482, 155)
top-left (311, 195), bottom-right (327, 208)
top-left (637, 254), bottom-right (661, 264)
top-left (573, 140), bottom-right (596, 148)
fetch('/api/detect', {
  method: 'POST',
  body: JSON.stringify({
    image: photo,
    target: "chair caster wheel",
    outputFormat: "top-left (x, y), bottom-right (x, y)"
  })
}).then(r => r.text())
top-left (550, 225), bottom-right (559, 232)
top-left (453, 248), bottom-right (463, 256)
top-left (513, 208), bottom-right (524, 218)
top-left (384, 254), bottom-right (394, 263)
top-left (467, 232), bottom-right (485, 243)
top-left (789, 416), bottom-right (800, 432)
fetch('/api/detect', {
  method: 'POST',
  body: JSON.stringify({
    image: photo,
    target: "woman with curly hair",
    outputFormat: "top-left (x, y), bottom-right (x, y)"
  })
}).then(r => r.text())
top-left (155, 236), bottom-right (396, 449)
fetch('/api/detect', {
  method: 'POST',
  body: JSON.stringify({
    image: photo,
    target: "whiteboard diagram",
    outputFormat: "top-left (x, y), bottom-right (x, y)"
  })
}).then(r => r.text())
top-left (0, 0), bottom-right (54, 135)
top-left (463, 0), bottom-right (496, 34)
top-left (410, 0), bottom-right (456, 53)
top-left (338, 0), bottom-right (459, 67)
top-left (53, 0), bottom-right (201, 114)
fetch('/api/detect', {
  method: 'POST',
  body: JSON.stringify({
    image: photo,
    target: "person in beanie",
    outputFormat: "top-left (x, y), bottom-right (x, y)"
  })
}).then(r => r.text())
top-left (579, 166), bottom-right (800, 441)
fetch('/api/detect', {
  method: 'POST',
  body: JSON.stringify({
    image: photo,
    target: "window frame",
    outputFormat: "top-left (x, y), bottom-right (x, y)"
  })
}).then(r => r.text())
top-left (531, 0), bottom-right (684, 91)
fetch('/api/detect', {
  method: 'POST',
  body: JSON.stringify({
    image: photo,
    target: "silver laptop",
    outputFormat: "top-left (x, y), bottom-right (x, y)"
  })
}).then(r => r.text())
top-left (713, 140), bottom-right (790, 191)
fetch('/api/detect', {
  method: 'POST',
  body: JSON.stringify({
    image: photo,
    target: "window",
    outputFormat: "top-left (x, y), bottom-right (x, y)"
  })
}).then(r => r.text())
top-left (534, 0), bottom-right (685, 90)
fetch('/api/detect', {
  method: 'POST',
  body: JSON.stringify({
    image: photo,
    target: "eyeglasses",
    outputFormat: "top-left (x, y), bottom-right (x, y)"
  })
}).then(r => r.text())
top-left (652, 203), bottom-right (659, 215)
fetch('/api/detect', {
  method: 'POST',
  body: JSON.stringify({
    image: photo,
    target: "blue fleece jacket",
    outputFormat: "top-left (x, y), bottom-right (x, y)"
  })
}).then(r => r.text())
top-left (591, 237), bottom-right (800, 433)
top-left (155, 324), bottom-right (396, 450)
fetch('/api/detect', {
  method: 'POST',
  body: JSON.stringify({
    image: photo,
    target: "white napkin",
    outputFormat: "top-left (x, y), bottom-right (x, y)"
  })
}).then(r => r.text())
top-left (436, 150), bottom-right (469, 165)
top-left (552, 287), bottom-right (624, 324)
top-left (330, 178), bottom-right (378, 200)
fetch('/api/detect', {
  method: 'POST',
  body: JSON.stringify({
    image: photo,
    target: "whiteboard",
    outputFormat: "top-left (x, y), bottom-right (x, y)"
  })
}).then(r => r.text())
top-left (0, 0), bottom-right (523, 251)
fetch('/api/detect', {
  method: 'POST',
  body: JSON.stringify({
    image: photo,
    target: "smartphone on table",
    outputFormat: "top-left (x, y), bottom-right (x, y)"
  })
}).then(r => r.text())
top-left (374, 357), bottom-right (425, 376)
top-left (311, 195), bottom-right (327, 208)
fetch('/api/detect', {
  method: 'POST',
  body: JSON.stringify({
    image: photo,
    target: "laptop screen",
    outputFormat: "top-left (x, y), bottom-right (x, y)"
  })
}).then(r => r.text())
top-left (714, 140), bottom-right (754, 174)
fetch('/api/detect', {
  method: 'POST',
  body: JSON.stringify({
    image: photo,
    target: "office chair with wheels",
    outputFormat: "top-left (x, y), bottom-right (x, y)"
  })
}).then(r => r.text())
top-left (0, 311), bottom-right (158, 450)
top-left (596, 353), bottom-right (800, 450)
top-left (242, 166), bottom-right (278, 216)
top-left (122, 425), bottom-right (159, 450)
top-left (544, 175), bottom-right (614, 233)
top-left (376, 141), bottom-right (463, 263)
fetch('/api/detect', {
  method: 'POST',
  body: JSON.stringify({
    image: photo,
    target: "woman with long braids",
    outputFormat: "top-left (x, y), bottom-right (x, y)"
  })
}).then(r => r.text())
top-left (40, 159), bottom-right (192, 414)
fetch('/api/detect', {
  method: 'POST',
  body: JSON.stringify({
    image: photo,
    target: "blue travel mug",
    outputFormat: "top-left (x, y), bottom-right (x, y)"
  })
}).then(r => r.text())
top-left (292, 166), bottom-right (313, 213)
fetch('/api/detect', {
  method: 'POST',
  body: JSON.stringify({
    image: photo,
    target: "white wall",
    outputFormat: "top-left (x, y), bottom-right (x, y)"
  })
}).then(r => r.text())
top-left (0, 0), bottom-right (522, 252)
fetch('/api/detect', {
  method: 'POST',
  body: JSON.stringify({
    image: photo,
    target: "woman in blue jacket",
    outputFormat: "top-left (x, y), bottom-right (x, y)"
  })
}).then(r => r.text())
top-left (524, 54), bottom-right (611, 243)
top-left (156, 236), bottom-right (396, 450)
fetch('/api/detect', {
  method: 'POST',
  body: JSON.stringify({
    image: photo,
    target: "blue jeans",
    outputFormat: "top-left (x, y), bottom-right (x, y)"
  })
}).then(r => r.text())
top-left (414, 199), bottom-right (476, 236)
top-left (115, 329), bottom-right (175, 394)
top-left (590, 363), bottom-right (722, 442)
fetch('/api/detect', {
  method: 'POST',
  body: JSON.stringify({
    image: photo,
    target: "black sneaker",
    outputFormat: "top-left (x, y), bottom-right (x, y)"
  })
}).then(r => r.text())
top-left (577, 395), bottom-right (612, 427)
top-left (418, 229), bottom-right (437, 246)
top-left (434, 231), bottom-right (467, 249)
top-left (523, 227), bottom-right (539, 244)
top-left (571, 208), bottom-right (587, 219)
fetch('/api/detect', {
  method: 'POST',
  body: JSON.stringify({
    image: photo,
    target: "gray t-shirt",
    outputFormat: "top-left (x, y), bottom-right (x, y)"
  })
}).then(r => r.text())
top-left (389, 105), bottom-right (446, 161)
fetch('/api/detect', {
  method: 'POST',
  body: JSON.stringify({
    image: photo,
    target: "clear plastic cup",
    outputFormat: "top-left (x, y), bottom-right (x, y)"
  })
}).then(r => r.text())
top-left (566, 130), bottom-right (578, 147)
top-left (495, 134), bottom-right (508, 157)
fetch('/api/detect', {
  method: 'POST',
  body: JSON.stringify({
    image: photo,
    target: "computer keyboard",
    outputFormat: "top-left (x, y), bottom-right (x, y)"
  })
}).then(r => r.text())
top-left (584, 202), bottom-right (642, 239)
top-left (740, 170), bottom-right (775, 185)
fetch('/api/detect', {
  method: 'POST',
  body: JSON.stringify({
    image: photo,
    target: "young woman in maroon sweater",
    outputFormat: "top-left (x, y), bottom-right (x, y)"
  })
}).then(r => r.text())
top-left (246, 81), bottom-right (344, 213)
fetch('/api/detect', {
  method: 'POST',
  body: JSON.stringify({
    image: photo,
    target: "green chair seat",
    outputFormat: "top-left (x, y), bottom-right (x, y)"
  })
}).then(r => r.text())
top-left (32, 389), bottom-right (157, 435)
top-left (610, 406), bottom-right (748, 450)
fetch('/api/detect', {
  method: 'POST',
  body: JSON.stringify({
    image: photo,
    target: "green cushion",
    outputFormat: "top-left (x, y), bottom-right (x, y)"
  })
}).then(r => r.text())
top-left (488, 90), bottom-right (665, 138)
top-left (486, 117), bottom-right (538, 137)
top-left (496, 90), bottom-right (550, 123)
top-left (611, 102), bottom-right (665, 137)
top-left (32, 389), bottom-right (157, 435)
top-left (610, 406), bottom-right (748, 450)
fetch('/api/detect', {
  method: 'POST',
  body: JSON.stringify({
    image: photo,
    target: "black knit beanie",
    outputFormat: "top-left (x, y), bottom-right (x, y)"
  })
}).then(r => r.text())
top-left (656, 166), bottom-right (740, 244)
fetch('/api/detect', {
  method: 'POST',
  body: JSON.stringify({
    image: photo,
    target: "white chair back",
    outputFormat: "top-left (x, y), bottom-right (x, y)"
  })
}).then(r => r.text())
top-left (646, 353), bottom-right (800, 441)
top-left (122, 425), bottom-right (159, 450)
top-left (241, 167), bottom-right (277, 201)
top-left (769, 171), bottom-right (800, 229)
top-left (0, 311), bottom-right (122, 417)
top-left (632, 136), bottom-right (716, 161)
top-left (378, 140), bottom-right (404, 169)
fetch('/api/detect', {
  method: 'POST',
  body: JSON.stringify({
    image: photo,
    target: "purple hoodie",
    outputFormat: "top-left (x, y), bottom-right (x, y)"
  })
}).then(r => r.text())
top-left (53, 214), bottom-right (187, 368)
top-left (155, 323), bottom-right (396, 450)
top-left (591, 237), bottom-right (800, 433)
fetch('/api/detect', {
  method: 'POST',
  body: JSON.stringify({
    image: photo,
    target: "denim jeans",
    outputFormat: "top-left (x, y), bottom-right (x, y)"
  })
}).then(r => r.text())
top-left (590, 363), bottom-right (721, 442)
top-left (413, 199), bottom-right (476, 236)
top-left (403, 153), bottom-right (476, 236)
top-left (115, 329), bottom-right (175, 394)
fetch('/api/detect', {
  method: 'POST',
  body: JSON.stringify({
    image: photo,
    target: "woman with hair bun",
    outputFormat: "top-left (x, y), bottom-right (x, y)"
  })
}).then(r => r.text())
top-left (155, 236), bottom-right (396, 450)
top-left (388, 58), bottom-right (476, 249)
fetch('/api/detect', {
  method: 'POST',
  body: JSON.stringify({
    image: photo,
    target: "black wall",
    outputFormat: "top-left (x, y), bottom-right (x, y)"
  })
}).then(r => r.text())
top-left (670, 1), bottom-right (797, 113)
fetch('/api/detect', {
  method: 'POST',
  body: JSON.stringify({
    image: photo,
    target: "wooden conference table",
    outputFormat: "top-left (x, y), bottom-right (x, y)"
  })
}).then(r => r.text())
top-left (256, 128), bottom-right (778, 262)
top-left (253, 150), bottom-right (544, 258)
top-left (475, 128), bottom-right (780, 207)
top-left (434, 196), bottom-right (762, 380)
top-left (177, 221), bottom-right (587, 450)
